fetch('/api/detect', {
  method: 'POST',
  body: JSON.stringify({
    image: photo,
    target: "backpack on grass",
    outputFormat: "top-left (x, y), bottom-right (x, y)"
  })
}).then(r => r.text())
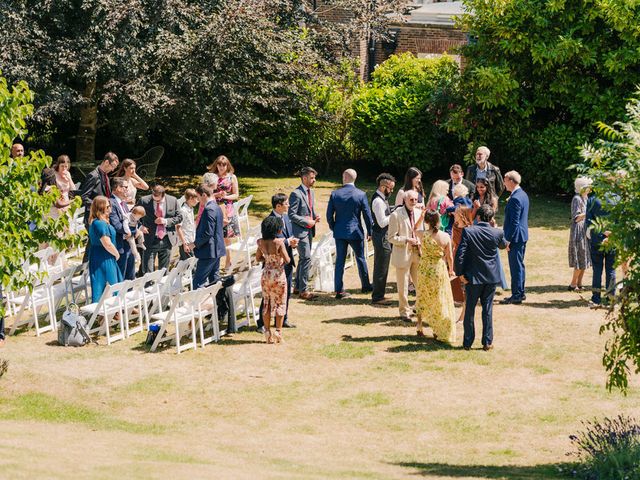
top-left (58, 304), bottom-right (93, 347)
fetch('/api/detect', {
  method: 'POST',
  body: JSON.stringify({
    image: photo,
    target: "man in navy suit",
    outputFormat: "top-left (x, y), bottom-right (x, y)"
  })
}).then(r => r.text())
top-left (326, 169), bottom-right (373, 299)
top-left (109, 177), bottom-right (137, 280)
top-left (455, 205), bottom-right (508, 350)
top-left (289, 166), bottom-right (320, 300)
top-left (257, 193), bottom-right (299, 332)
top-left (192, 184), bottom-right (226, 289)
top-left (501, 170), bottom-right (530, 305)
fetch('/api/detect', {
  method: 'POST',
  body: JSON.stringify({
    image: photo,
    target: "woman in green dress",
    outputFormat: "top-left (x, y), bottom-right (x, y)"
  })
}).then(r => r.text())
top-left (414, 210), bottom-right (457, 344)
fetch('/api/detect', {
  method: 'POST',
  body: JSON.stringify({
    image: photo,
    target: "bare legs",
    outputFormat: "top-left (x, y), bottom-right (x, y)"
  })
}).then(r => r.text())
top-left (262, 311), bottom-right (284, 344)
top-left (570, 268), bottom-right (586, 289)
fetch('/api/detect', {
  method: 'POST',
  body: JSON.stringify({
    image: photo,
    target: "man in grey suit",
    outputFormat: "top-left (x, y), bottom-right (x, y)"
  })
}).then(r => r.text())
top-left (289, 166), bottom-right (320, 300)
top-left (137, 184), bottom-right (182, 274)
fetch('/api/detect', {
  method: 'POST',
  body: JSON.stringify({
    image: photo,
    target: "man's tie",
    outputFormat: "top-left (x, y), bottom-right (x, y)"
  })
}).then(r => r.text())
top-left (102, 170), bottom-right (111, 197)
top-left (155, 202), bottom-right (166, 239)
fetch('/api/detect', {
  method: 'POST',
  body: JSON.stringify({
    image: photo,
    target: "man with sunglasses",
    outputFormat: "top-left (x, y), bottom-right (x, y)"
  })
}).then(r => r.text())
top-left (371, 173), bottom-right (396, 305)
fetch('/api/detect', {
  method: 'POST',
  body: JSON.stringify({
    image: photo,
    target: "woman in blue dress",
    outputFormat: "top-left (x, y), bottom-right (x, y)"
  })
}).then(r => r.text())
top-left (88, 196), bottom-right (123, 303)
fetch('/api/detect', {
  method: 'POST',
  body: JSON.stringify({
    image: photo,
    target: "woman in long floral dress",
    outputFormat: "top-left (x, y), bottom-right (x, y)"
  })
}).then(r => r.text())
top-left (256, 216), bottom-right (290, 344)
top-left (415, 210), bottom-right (457, 344)
top-left (208, 155), bottom-right (240, 270)
top-left (568, 177), bottom-right (592, 290)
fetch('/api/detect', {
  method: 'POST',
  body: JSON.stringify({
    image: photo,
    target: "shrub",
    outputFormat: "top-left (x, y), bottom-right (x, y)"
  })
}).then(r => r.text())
top-left (351, 53), bottom-right (464, 174)
top-left (568, 415), bottom-right (640, 479)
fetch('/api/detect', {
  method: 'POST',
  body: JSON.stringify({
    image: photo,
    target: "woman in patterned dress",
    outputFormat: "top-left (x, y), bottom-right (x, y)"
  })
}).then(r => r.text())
top-left (414, 210), bottom-right (456, 344)
top-left (256, 216), bottom-right (290, 344)
top-left (208, 155), bottom-right (240, 269)
top-left (568, 177), bottom-right (592, 290)
top-left (51, 155), bottom-right (75, 218)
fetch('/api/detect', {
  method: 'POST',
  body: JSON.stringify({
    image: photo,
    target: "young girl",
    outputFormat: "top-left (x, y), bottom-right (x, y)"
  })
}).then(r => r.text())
top-left (255, 216), bottom-right (290, 344)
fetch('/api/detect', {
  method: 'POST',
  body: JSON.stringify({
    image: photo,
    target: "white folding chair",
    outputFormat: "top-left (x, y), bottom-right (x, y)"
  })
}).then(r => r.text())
top-left (196, 282), bottom-right (223, 347)
top-left (233, 195), bottom-right (253, 239)
top-left (232, 265), bottom-right (263, 328)
top-left (122, 276), bottom-right (147, 337)
top-left (141, 268), bottom-right (167, 326)
top-left (151, 262), bottom-right (188, 314)
top-left (149, 288), bottom-right (206, 354)
top-left (81, 280), bottom-right (130, 345)
top-left (70, 262), bottom-right (91, 305)
top-left (310, 233), bottom-right (336, 293)
top-left (226, 225), bottom-right (260, 273)
top-left (180, 256), bottom-right (198, 290)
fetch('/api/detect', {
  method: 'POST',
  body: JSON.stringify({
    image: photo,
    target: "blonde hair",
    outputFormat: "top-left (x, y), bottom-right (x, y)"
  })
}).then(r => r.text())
top-left (207, 155), bottom-right (234, 175)
top-left (89, 196), bottom-right (110, 224)
top-left (131, 205), bottom-right (146, 217)
top-left (453, 183), bottom-right (469, 198)
top-left (429, 180), bottom-right (449, 201)
top-left (574, 176), bottom-right (592, 194)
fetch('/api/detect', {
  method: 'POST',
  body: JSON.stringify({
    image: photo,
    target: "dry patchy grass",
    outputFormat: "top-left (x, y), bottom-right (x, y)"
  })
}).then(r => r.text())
top-left (0, 175), bottom-right (638, 479)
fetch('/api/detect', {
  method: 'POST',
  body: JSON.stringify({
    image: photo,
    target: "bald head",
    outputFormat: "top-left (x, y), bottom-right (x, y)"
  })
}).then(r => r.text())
top-left (343, 169), bottom-right (357, 184)
top-left (11, 143), bottom-right (24, 158)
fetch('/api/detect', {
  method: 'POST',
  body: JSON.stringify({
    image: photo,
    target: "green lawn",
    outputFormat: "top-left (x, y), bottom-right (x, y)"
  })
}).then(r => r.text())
top-left (0, 175), bottom-right (637, 479)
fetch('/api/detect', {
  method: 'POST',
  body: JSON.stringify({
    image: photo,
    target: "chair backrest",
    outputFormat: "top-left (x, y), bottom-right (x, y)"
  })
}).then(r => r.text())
top-left (142, 268), bottom-right (167, 314)
top-left (180, 257), bottom-right (198, 290)
top-left (233, 195), bottom-right (253, 237)
top-left (133, 146), bottom-right (164, 181)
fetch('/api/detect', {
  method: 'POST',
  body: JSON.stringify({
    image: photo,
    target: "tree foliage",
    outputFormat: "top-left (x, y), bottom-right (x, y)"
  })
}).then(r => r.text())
top-left (351, 53), bottom-right (463, 173)
top-left (578, 91), bottom-right (640, 393)
top-left (451, 0), bottom-right (640, 191)
top-left (0, 75), bottom-right (80, 319)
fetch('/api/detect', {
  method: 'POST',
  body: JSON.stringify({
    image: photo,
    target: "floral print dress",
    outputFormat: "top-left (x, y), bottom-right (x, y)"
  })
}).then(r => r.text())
top-left (260, 246), bottom-right (287, 319)
top-left (216, 174), bottom-right (240, 238)
top-left (416, 234), bottom-right (456, 345)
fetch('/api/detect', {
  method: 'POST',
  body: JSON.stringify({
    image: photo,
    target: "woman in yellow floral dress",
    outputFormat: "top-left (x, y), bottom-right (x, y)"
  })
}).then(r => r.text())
top-left (415, 210), bottom-right (457, 344)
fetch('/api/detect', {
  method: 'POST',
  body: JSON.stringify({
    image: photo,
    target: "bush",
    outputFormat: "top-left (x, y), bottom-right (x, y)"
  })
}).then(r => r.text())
top-left (568, 415), bottom-right (640, 479)
top-left (351, 53), bottom-right (464, 174)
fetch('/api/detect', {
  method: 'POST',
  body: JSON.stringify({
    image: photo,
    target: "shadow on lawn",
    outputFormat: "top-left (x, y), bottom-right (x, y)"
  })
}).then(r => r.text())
top-left (522, 299), bottom-right (586, 309)
top-left (323, 315), bottom-right (399, 327)
top-left (391, 461), bottom-right (570, 479)
top-left (341, 334), bottom-right (456, 352)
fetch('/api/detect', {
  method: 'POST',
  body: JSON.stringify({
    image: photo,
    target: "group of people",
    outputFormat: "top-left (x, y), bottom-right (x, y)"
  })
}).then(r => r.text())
top-left (253, 147), bottom-right (529, 349)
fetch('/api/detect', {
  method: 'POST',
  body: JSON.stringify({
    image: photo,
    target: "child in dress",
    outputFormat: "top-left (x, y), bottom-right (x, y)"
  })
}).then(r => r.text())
top-left (127, 205), bottom-right (146, 263)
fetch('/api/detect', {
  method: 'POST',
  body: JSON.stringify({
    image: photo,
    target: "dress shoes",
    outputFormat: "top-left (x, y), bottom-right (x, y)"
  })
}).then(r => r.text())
top-left (372, 298), bottom-right (392, 306)
top-left (293, 288), bottom-right (300, 295)
top-left (282, 322), bottom-right (296, 328)
top-left (400, 316), bottom-right (413, 323)
top-left (500, 296), bottom-right (522, 305)
top-left (483, 344), bottom-right (493, 351)
top-left (256, 326), bottom-right (266, 334)
top-left (361, 286), bottom-right (373, 294)
top-left (299, 291), bottom-right (318, 300)
top-left (463, 346), bottom-right (471, 351)
top-left (335, 292), bottom-right (352, 300)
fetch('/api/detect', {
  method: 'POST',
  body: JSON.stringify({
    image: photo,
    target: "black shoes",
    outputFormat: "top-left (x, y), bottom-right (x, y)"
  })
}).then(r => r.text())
top-left (361, 286), bottom-right (373, 294)
top-left (335, 292), bottom-right (352, 299)
top-left (282, 322), bottom-right (296, 328)
top-left (500, 296), bottom-right (524, 305)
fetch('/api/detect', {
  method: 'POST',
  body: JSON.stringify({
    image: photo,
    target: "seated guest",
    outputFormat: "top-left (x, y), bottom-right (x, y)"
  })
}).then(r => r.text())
top-left (447, 164), bottom-right (475, 200)
top-left (192, 185), bottom-right (226, 289)
top-left (176, 188), bottom-right (199, 260)
top-left (88, 196), bottom-right (123, 303)
top-left (256, 216), bottom-right (291, 344)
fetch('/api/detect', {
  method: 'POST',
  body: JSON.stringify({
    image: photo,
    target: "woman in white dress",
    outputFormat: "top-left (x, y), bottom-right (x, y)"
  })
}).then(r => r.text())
top-left (115, 159), bottom-right (149, 207)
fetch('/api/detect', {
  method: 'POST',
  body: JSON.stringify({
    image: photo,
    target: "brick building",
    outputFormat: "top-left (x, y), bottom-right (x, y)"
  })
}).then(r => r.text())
top-left (315, 0), bottom-right (467, 80)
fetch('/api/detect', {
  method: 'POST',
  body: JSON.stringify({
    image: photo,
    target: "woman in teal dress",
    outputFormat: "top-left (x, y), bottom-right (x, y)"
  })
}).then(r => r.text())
top-left (88, 196), bottom-right (122, 303)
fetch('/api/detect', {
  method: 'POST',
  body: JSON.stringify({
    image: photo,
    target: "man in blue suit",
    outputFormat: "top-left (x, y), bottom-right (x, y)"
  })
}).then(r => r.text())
top-left (109, 177), bottom-right (136, 280)
top-left (257, 193), bottom-right (299, 332)
top-left (455, 205), bottom-right (508, 350)
top-left (192, 184), bottom-right (226, 289)
top-left (326, 169), bottom-right (373, 299)
top-left (501, 170), bottom-right (529, 305)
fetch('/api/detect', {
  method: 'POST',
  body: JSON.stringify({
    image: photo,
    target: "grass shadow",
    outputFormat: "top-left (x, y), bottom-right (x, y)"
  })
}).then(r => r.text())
top-left (341, 334), bottom-right (456, 352)
top-left (391, 461), bottom-right (570, 479)
top-left (218, 338), bottom-right (264, 345)
top-left (522, 299), bottom-right (587, 309)
top-left (322, 316), bottom-right (399, 327)
top-left (524, 285), bottom-right (572, 294)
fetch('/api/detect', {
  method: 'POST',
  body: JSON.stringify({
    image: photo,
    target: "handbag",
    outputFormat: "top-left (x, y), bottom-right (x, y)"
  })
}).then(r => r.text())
top-left (58, 304), bottom-right (94, 347)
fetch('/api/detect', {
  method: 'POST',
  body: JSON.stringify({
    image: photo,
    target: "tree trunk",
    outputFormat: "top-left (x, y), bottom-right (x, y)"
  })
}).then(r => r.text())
top-left (76, 81), bottom-right (98, 164)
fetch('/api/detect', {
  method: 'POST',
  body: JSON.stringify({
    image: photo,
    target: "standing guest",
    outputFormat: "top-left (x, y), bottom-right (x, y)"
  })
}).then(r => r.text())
top-left (465, 146), bottom-right (504, 198)
top-left (447, 164), bottom-right (475, 200)
top-left (327, 169), bottom-right (373, 299)
top-left (192, 184), bottom-right (226, 289)
top-left (257, 193), bottom-right (299, 333)
top-left (371, 173), bottom-right (396, 305)
top-left (395, 167), bottom-right (425, 208)
top-left (195, 172), bottom-right (219, 224)
top-left (568, 177), bottom-right (592, 291)
top-left (427, 180), bottom-right (453, 232)
top-left (586, 193), bottom-right (616, 306)
top-left (414, 210), bottom-right (456, 344)
top-left (176, 188), bottom-right (199, 260)
top-left (80, 152), bottom-right (119, 227)
top-left (208, 155), bottom-right (239, 270)
top-left (109, 177), bottom-right (137, 280)
top-left (88, 196), bottom-right (122, 303)
top-left (138, 185), bottom-right (182, 274)
top-left (455, 205), bottom-right (507, 350)
top-left (388, 190), bottom-right (423, 322)
top-left (256, 216), bottom-right (291, 344)
top-left (289, 166), bottom-right (320, 300)
top-left (114, 159), bottom-right (149, 208)
top-left (450, 206), bottom-right (475, 314)
top-left (472, 178), bottom-right (499, 219)
top-left (501, 171), bottom-right (529, 305)
top-left (52, 155), bottom-right (75, 217)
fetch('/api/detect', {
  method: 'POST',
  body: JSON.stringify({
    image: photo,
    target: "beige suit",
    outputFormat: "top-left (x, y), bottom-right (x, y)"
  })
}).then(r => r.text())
top-left (389, 206), bottom-right (423, 317)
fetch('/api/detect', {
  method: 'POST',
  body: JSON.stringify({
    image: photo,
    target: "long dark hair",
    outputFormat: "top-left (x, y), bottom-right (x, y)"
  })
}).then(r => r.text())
top-left (115, 158), bottom-right (136, 177)
top-left (403, 167), bottom-right (423, 194)
top-left (473, 178), bottom-right (496, 207)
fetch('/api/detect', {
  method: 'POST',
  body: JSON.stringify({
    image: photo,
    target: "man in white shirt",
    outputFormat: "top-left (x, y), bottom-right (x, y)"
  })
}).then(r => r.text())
top-left (371, 173), bottom-right (396, 305)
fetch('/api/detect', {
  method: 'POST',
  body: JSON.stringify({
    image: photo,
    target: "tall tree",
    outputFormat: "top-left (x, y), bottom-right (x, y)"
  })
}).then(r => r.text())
top-left (450, 0), bottom-right (640, 191)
